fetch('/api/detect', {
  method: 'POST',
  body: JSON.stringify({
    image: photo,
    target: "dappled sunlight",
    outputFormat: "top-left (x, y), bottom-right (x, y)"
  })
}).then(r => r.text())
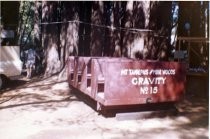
top-left (0, 76), bottom-right (73, 111)
top-left (95, 114), bottom-right (208, 139)
top-left (66, 22), bottom-right (79, 56)
top-left (44, 38), bottom-right (61, 76)
top-left (0, 75), bottom-right (208, 139)
top-left (176, 98), bottom-right (209, 113)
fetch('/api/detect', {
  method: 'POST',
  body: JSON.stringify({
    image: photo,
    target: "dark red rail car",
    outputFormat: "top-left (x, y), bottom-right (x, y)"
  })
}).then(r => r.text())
top-left (67, 56), bottom-right (186, 110)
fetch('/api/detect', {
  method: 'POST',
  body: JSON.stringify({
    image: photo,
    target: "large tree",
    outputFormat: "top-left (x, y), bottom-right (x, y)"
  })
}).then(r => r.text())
top-left (42, 1), bottom-right (61, 77)
top-left (148, 1), bottom-right (173, 60)
top-left (118, 1), bottom-right (173, 60)
top-left (90, 1), bottom-right (104, 56)
top-left (18, 1), bottom-right (35, 46)
top-left (40, 1), bottom-right (174, 76)
top-left (4, 1), bottom-right (207, 78)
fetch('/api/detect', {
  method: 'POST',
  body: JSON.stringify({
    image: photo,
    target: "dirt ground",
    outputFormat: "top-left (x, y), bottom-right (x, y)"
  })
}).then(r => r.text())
top-left (0, 75), bottom-right (208, 139)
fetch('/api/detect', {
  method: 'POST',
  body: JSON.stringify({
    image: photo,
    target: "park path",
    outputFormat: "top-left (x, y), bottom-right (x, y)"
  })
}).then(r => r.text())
top-left (0, 75), bottom-right (208, 139)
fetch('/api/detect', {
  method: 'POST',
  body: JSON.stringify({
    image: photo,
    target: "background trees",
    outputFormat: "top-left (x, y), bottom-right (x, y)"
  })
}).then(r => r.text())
top-left (1, 1), bottom-right (209, 77)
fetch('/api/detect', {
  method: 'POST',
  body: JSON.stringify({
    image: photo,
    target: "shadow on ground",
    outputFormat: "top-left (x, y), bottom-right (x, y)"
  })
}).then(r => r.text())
top-left (0, 75), bottom-right (208, 139)
top-left (69, 85), bottom-right (208, 122)
top-left (0, 79), bottom-right (27, 93)
top-left (0, 76), bottom-right (77, 111)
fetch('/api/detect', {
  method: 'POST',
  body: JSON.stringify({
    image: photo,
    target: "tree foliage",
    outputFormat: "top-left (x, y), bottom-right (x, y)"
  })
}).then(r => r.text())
top-left (18, 1), bottom-right (35, 47)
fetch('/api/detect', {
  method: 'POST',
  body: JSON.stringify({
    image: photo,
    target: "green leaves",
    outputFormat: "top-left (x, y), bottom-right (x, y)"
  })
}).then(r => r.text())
top-left (18, 1), bottom-right (35, 47)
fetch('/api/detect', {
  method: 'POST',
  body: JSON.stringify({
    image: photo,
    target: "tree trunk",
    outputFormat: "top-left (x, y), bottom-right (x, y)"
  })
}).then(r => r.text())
top-left (34, 1), bottom-right (41, 47)
top-left (121, 1), bottom-right (133, 58)
top-left (112, 2), bottom-right (123, 57)
top-left (132, 1), bottom-right (150, 59)
top-left (103, 1), bottom-right (112, 57)
top-left (62, 2), bottom-right (79, 59)
top-left (58, 2), bottom-right (80, 78)
top-left (40, 1), bottom-right (174, 75)
top-left (42, 1), bottom-right (61, 77)
top-left (90, 1), bottom-right (104, 56)
top-left (149, 1), bottom-right (172, 60)
top-left (121, 1), bottom-right (151, 59)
